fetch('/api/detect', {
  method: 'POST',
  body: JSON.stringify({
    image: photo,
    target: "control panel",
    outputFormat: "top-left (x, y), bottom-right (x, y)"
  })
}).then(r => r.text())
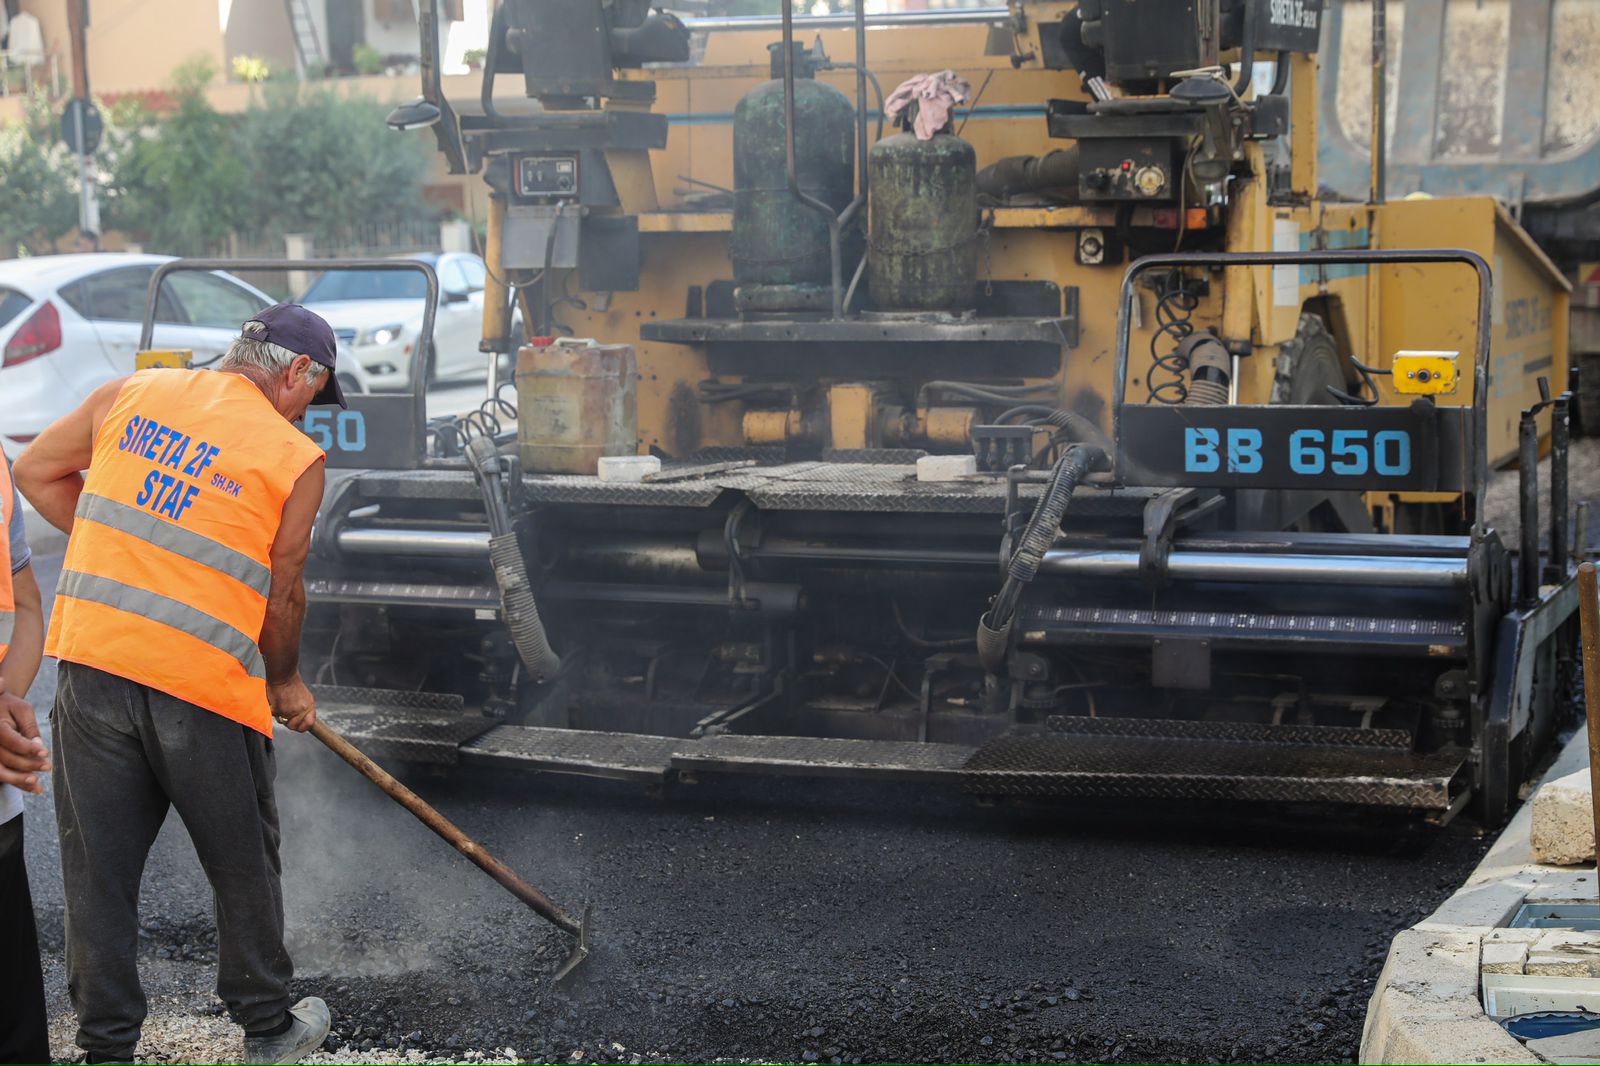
top-left (515, 153), bottom-right (581, 202)
top-left (1078, 138), bottom-right (1175, 202)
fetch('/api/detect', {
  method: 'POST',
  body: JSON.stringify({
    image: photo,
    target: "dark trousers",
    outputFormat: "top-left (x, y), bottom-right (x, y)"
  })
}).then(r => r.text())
top-left (0, 816), bottom-right (50, 1064)
top-left (52, 661), bottom-right (292, 1060)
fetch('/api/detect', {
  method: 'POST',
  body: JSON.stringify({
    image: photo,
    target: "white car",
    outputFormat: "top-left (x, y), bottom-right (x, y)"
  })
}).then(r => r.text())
top-left (299, 252), bottom-right (500, 391)
top-left (0, 254), bottom-right (370, 460)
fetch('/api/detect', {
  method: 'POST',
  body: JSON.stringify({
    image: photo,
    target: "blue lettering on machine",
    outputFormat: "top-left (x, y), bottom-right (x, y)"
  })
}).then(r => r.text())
top-left (1110, 248), bottom-right (1489, 499)
top-left (117, 413), bottom-right (224, 522)
top-left (1123, 401), bottom-right (1457, 491)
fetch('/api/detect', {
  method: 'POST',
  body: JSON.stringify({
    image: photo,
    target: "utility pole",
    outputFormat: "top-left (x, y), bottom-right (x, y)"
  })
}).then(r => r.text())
top-left (65, 0), bottom-right (100, 249)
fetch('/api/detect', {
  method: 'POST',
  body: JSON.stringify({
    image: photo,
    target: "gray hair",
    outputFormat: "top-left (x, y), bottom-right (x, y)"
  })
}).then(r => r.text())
top-left (222, 321), bottom-right (328, 387)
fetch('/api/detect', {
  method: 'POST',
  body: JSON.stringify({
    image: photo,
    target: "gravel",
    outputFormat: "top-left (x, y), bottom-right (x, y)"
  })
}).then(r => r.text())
top-left (1482, 432), bottom-right (1600, 545)
top-left (18, 529), bottom-right (1498, 1064)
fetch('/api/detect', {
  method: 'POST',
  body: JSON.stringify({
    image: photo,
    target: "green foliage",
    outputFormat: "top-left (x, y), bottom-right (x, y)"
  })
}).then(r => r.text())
top-left (104, 58), bottom-right (247, 255)
top-left (0, 90), bottom-right (83, 255)
top-left (231, 81), bottom-right (433, 242)
top-left (352, 43), bottom-right (385, 76)
top-left (92, 63), bottom-right (434, 254)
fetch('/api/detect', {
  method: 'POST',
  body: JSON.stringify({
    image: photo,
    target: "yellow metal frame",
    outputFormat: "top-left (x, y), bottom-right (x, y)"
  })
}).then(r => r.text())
top-left (482, 3), bottom-right (1568, 490)
top-left (135, 349), bottom-right (193, 370)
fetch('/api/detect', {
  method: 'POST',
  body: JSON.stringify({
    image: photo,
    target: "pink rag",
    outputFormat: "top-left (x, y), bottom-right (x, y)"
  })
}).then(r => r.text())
top-left (884, 70), bottom-right (972, 140)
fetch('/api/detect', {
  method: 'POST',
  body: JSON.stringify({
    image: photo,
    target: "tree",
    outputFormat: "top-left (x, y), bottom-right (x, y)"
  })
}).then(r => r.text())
top-left (105, 59), bottom-right (249, 255)
top-left (86, 62), bottom-right (436, 256)
top-left (231, 81), bottom-right (435, 244)
top-left (0, 91), bottom-right (81, 255)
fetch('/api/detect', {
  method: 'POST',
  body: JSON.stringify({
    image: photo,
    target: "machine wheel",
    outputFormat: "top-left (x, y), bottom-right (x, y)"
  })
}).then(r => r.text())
top-left (1239, 314), bottom-right (1371, 532)
top-left (1270, 313), bottom-right (1345, 405)
top-left (1577, 352), bottom-right (1600, 437)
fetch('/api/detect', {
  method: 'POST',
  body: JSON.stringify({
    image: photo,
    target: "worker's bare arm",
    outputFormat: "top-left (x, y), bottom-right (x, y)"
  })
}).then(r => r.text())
top-left (14, 377), bottom-right (127, 534)
top-left (260, 459), bottom-right (325, 732)
top-left (1, 564), bottom-right (44, 701)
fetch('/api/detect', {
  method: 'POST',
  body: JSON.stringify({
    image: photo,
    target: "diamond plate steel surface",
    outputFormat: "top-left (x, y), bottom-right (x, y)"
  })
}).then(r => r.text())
top-left (960, 733), bottom-right (1465, 808)
top-left (312, 686), bottom-right (487, 766)
top-left (1042, 715), bottom-right (1415, 749)
top-left (461, 725), bottom-right (679, 782)
top-left (310, 686), bottom-right (464, 711)
top-left (819, 448), bottom-right (930, 464)
top-left (671, 734), bottom-right (976, 782)
top-left (354, 469), bottom-right (483, 501)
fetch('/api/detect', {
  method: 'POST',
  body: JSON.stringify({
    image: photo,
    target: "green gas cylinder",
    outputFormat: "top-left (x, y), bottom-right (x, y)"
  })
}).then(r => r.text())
top-left (868, 130), bottom-right (978, 313)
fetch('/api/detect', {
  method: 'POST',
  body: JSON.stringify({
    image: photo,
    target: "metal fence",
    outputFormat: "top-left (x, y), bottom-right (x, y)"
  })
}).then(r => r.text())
top-left (227, 218), bottom-right (440, 260)
top-left (213, 217), bottom-right (446, 300)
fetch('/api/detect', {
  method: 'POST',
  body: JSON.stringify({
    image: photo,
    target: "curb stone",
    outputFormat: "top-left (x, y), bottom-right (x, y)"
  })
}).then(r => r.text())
top-left (1361, 729), bottom-right (1597, 1064)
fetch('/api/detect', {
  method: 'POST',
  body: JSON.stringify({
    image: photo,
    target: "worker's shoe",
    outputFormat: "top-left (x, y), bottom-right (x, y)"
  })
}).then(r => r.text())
top-left (243, 997), bottom-right (331, 1065)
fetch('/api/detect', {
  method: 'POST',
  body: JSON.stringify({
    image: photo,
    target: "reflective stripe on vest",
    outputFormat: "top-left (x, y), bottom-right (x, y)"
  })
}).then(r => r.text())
top-left (75, 492), bottom-right (272, 597)
top-left (0, 457), bottom-right (14, 665)
top-left (46, 368), bottom-right (325, 733)
top-left (56, 570), bottom-right (267, 680)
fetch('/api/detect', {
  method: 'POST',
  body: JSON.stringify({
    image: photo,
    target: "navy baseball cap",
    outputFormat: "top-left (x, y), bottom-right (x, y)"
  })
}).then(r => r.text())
top-left (242, 303), bottom-right (346, 409)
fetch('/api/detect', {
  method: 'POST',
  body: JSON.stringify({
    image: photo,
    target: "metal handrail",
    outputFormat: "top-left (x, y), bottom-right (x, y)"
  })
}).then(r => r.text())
top-left (139, 257), bottom-right (440, 464)
top-left (1111, 248), bottom-right (1493, 527)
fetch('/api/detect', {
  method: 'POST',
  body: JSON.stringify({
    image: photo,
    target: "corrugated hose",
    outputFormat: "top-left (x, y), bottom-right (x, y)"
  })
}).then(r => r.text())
top-left (466, 436), bottom-right (561, 682)
top-left (977, 445), bottom-right (1099, 673)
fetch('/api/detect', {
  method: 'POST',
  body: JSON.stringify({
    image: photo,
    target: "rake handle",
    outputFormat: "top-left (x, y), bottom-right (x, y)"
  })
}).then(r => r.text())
top-left (308, 719), bottom-right (583, 937)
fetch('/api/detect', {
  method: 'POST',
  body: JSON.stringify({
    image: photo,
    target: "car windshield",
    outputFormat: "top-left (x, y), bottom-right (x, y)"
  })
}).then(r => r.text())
top-left (300, 269), bottom-right (428, 302)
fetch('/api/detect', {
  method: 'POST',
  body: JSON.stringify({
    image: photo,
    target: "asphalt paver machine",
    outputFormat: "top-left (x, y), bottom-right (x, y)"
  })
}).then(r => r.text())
top-left (236, 0), bottom-right (1581, 825)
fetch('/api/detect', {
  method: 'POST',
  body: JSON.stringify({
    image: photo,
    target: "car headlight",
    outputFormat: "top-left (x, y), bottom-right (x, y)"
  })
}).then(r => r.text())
top-left (357, 323), bottom-right (405, 346)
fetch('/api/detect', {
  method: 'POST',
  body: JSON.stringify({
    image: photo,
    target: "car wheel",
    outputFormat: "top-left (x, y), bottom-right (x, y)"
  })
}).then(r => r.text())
top-left (337, 372), bottom-right (364, 396)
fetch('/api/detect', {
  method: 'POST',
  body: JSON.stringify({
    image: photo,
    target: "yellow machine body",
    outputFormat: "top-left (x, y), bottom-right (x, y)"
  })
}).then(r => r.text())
top-left (135, 349), bottom-right (194, 370)
top-left (477, 14), bottom-right (1568, 497)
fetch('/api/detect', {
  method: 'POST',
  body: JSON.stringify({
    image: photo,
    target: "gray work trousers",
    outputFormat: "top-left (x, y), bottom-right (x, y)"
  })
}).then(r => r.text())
top-left (52, 661), bottom-right (293, 1060)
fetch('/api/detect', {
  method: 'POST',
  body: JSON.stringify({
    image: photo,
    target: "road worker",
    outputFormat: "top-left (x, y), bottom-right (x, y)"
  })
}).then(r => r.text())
top-left (0, 455), bottom-right (47, 1064)
top-left (14, 304), bottom-right (344, 1065)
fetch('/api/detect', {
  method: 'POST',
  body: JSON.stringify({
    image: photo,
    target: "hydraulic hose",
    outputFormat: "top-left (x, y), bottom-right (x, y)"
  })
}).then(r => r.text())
top-left (466, 436), bottom-right (561, 682)
top-left (977, 445), bottom-right (1099, 673)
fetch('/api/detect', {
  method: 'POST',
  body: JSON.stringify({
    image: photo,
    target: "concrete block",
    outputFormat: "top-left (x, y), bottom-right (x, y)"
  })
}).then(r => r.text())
top-left (1480, 938), bottom-right (1531, 974)
top-left (1421, 878), bottom-right (1540, 933)
top-left (1363, 732), bottom-right (1600, 1066)
top-left (597, 455), bottom-right (662, 483)
top-left (1532, 768), bottom-right (1598, 867)
top-left (1526, 930), bottom-right (1600, 977)
top-left (916, 454), bottom-right (977, 482)
top-left (1524, 873), bottom-right (1600, 901)
top-left (1362, 929), bottom-right (1536, 1064)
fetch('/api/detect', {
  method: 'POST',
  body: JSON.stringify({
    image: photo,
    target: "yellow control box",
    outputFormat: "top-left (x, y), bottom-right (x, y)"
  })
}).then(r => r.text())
top-left (134, 349), bottom-right (194, 370)
top-left (1391, 350), bottom-right (1459, 395)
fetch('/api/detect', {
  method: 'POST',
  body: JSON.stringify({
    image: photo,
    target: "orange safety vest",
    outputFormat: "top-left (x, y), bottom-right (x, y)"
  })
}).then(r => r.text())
top-left (46, 368), bottom-right (326, 734)
top-left (0, 457), bottom-right (14, 666)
